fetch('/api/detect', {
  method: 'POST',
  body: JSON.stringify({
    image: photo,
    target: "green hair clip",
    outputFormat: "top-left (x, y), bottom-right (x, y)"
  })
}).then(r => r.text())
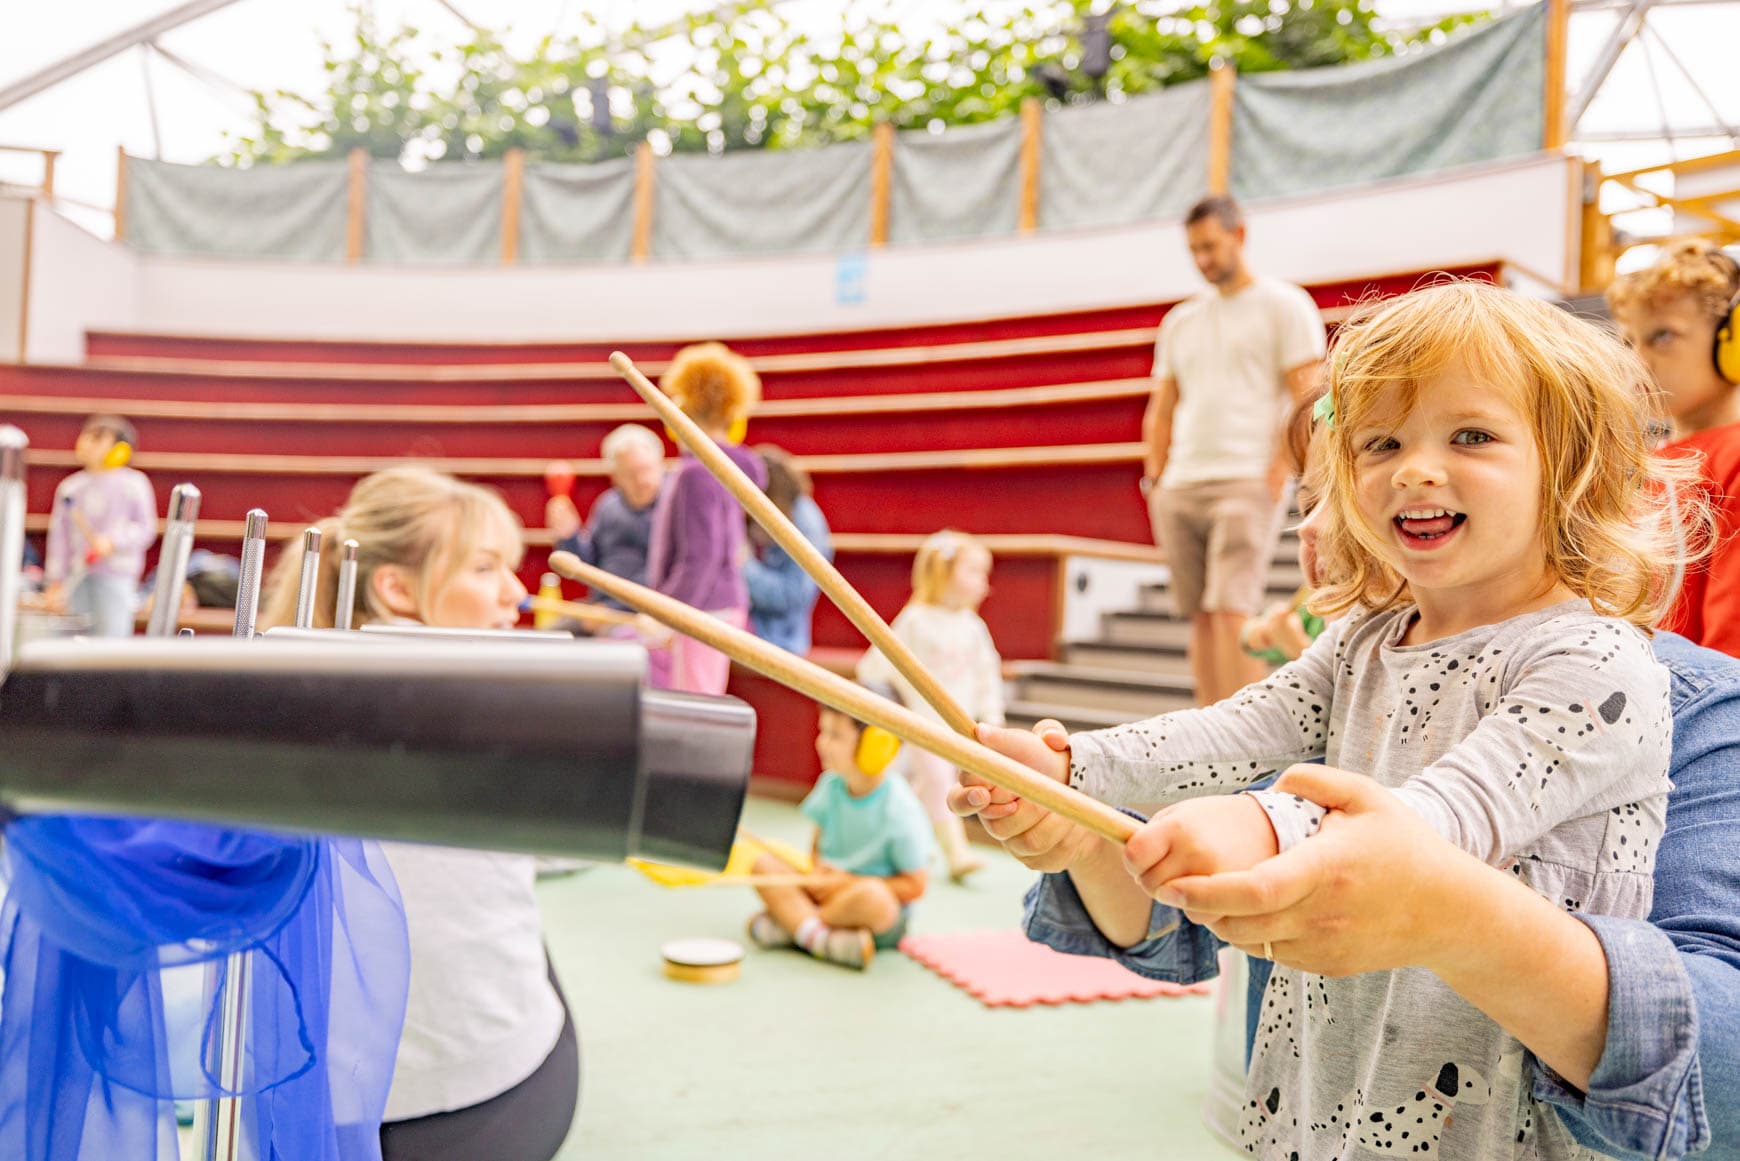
top-left (1312, 391), bottom-right (1337, 429)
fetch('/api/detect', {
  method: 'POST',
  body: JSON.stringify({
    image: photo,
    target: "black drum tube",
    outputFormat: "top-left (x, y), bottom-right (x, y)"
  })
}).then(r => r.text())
top-left (0, 638), bottom-right (649, 859)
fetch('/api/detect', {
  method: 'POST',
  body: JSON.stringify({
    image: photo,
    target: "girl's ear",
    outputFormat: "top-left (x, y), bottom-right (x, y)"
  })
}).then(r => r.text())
top-left (370, 564), bottom-right (419, 620)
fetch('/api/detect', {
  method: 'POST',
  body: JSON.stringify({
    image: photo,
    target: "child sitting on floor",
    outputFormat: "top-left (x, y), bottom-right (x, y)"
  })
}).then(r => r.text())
top-left (747, 707), bottom-right (935, 971)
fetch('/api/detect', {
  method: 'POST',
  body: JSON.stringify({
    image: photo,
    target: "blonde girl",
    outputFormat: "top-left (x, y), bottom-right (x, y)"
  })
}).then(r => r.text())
top-left (970, 281), bottom-right (1708, 1160)
top-left (262, 466), bottom-right (578, 1161)
top-left (857, 529), bottom-right (1003, 881)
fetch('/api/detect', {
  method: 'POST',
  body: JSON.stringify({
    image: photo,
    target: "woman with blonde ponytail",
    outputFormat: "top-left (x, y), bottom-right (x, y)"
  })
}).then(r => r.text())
top-left (261, 466), bottom-right (579, 1161)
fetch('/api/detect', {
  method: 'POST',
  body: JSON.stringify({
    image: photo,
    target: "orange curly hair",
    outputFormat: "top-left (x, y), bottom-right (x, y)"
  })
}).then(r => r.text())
top-left (1607, 237), bottom-right (1740, 323)
top-left (659, 342), bottom-right (761, 427)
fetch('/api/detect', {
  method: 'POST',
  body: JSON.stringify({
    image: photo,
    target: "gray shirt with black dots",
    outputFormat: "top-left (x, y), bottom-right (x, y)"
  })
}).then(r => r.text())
top-left (1069, 600), bottom-right (1668, 1160)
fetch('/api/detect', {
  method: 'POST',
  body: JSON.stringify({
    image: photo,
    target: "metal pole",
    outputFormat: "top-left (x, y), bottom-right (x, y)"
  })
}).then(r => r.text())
top-left (202, 505), bottom-right (263, 1160)
top-left (333, 539), bottom-right (358, 630)
top-left (145, 483), bottom-right (199, 638)
top-left (293, 528), bottom-right (321, 629)
top-left (231, 509), bottom-right (267, 640)
top-left (0, 426), bottom-right (25, 679)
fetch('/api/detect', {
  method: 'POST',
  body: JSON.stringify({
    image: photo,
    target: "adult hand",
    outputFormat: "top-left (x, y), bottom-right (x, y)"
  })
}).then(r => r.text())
top-left (1156, 765), bottom-right (1471, 977)
top-left (544, 495), bottom-right (582, 541)
top-left (948, 720), bottom-right (1095, 873)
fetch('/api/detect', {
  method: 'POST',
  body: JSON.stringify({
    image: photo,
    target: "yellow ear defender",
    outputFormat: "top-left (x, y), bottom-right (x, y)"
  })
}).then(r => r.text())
top-left (1716, 294), bottom-right (1740, 385)
top-left (662, 418), bottom-right (749, 446)
top-left (1714, 250), bottom-right (1740, 386)
top-left (854, 724), bottom-right (902, 776)
top-left (100, 438), bottom-right (133, 469)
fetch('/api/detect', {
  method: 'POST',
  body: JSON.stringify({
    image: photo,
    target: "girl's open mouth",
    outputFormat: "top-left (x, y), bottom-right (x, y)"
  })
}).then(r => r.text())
top-left (1394, 508), bottom-right (1466, 549)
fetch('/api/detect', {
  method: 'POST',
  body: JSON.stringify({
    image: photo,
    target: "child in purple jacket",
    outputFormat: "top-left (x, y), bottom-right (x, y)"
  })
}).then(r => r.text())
top-left (644, 343), bottom-right (767, 693)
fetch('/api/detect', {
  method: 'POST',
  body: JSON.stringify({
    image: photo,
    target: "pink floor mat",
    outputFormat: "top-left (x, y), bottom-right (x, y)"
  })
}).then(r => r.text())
top-left (899, 929), bottom-right (1213, 1008)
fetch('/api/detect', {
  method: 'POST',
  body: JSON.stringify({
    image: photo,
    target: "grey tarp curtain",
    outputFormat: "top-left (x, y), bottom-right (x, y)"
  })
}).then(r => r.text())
top-left (889, 118), bottom-right (1022, 245)
top-left (1039, 81), bottom-right (1213, 232)
top-left (1231, 5), bottom-right (1545, 202)
top-left (519, 157), bottom-right (635, 264)
top-left (652, 141), bottom-right (871, 260)
top-left (125, 157), bottom-right (349, 260)
top-left (119, 6), bottom-right (1548, 263)
top-left (364, 161), bottom-right (501, 265)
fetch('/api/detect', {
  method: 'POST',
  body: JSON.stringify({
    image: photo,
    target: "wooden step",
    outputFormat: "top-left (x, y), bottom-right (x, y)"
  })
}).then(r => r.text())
top-left (1008, 661), bottom-right (1194, 717)
top-left (0, 380), bottom-right (1144, 462)
top-left (1100, 610), bottom-right (1194, 649)
top-left (85, 302), bottom-right (1168, 365)
top-left (20, 445), bottom-right (1157, 543)
top-left (1136, 563), bottom-right (1307, 612)
top-left (1006, 699), bottom-right (1147, 734)
top-left (1061, 639), bottom-right (1194, 675)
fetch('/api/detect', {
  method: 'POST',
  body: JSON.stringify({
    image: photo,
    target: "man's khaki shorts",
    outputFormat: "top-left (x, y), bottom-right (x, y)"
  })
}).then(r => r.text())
top-left (1148, 478), bottom-right (1283, 618)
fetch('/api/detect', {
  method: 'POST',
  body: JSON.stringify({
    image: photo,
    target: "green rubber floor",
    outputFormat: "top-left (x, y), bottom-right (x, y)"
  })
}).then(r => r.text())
top-left (541, 794), bottom-right (1241, 1161)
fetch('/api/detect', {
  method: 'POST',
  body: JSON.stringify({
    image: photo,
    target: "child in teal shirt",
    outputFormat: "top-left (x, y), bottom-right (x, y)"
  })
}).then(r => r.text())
top-left (748, 707), bottom-right (936, 970)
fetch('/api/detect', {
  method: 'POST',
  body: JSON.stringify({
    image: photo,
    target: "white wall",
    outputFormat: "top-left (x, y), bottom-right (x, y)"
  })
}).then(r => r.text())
top-left (1060, 556), bottom-right (1172, 644)
top-left (0, 198), bottom-right (27, 361)
top-left (24, 204), bottom-right (137, 363)
top-left (19, 153), bottom-right (1580, 347)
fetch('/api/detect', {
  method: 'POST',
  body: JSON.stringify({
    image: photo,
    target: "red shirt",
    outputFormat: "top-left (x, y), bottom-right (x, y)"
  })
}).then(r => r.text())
top-left (1662, 423), bottom-right (1740, 657)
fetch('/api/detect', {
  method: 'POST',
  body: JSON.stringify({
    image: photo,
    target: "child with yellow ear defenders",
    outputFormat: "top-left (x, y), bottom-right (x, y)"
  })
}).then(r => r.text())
top-left (747, 706), bottom-right (936, 970)
top-left (42, 413), bottom-right (157, 637)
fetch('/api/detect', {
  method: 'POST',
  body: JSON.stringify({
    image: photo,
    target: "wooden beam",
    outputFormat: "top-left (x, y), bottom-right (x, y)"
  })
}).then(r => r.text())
top-left (631, 141), bottom-right (655, 263)
top-left (500, 147), bottom-right (525, 265)
top-left (345, 148), bottom-right (367, 264)
top-left (17, 198), bottom-right (33, 362)
top-left (39, 150), bottom-right (57, 199)
top-left (1604, 147), bottom-right (1740, 186)
top-left (1544, 0), bottom-right (1571, 150)
top-left (1579, 161), bottom-right (1616, 294)
top-left (1207, 63), bottom-right (1235, 196)
top-left (112, 146), bottom-right (128, 242)
top-left (1018, 97), bottom-right (1042, 235)
top-left (869, 121), bottom-right (894, 248)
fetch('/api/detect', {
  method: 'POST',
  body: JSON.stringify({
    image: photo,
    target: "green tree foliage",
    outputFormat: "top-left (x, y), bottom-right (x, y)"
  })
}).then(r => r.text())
top-left (222, 0), bottom-right (1486, 166)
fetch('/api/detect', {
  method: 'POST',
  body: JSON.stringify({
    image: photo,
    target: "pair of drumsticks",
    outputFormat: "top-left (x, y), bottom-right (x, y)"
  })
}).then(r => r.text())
top-left (548, 353), bottom-right (1140, 846)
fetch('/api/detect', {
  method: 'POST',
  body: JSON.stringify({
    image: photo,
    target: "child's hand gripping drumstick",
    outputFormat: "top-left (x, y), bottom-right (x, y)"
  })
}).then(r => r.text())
top-left (607, 350), bottom-right (977, 739)
top-left (548, 550), bottom-right (1139, 844)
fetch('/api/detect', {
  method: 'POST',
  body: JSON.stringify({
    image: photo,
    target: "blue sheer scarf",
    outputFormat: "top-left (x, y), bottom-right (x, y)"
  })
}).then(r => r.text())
top-left (0, 816), bottom-right (409, 1160)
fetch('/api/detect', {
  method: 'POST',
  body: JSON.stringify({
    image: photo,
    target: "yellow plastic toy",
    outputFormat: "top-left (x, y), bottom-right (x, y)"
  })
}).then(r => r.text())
top-left (628, 828), bottom-right (813, 887)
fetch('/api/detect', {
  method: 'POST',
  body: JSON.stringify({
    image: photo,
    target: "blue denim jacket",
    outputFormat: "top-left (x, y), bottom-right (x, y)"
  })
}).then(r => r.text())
top-left (1024, 631), bottom-right (1740, 1160)
top-left (744, 495), bottom-right (832, 656)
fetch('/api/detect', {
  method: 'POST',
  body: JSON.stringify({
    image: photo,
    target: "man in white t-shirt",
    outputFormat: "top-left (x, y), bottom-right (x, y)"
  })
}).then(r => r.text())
top-left (1140, 196), bottom-right (1325, 705)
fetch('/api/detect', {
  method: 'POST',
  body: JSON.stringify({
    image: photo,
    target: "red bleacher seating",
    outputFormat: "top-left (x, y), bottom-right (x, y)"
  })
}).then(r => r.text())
top-left (9, 263), bottom-right (1498, 785)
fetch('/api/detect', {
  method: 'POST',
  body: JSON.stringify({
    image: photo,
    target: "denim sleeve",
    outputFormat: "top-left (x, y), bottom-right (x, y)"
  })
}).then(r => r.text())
top-left (1530, 915), bottom-right (1708, 1161)
top-left (1022, 870), bottom-right (1223, 985)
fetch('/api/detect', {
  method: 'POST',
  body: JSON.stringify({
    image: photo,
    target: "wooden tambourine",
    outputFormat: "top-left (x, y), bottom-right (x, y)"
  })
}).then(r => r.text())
top-left (660, 937), bottom-right (745, 984)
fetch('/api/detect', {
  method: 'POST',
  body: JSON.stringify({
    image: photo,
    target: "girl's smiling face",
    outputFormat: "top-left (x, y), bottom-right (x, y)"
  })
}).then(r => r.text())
top-left (1350, 362), bottom-right (1559, 632)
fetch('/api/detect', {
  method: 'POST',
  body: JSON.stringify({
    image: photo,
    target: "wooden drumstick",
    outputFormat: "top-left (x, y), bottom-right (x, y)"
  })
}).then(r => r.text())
top-left (607, 350), bottom-right (977, 739)
top-left (548, 550), bottom-right (1139, 845)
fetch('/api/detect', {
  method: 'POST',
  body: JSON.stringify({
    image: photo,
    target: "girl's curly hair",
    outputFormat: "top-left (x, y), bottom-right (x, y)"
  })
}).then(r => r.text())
top-left (1309, 280), bottom-right (1710, 631)
top-left (659, 342), bottom-right (761, 427)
